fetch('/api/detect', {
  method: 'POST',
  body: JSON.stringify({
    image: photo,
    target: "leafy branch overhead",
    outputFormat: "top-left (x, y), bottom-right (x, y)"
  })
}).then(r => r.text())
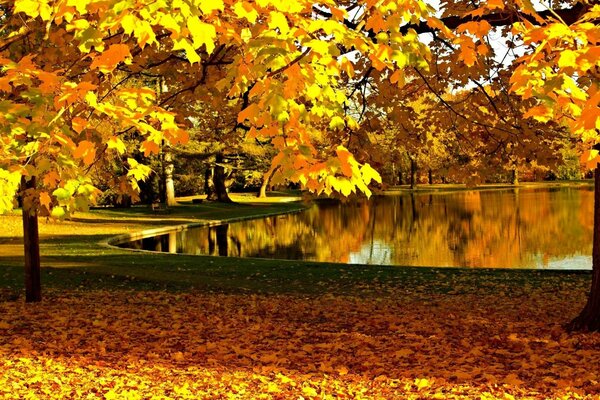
top-left (0, 0), bottom-right (599, 215)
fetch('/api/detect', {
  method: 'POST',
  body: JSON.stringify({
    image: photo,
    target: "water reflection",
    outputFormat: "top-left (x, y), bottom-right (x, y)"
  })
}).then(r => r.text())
top-left (120, 187), bottom-right (594, 269)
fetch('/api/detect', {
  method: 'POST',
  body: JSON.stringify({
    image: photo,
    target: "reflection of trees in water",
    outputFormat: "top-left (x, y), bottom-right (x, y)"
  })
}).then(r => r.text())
top-left (130, 187), bottom-right (593, 269)
top-left (380, 188), bottom-right (593, 268)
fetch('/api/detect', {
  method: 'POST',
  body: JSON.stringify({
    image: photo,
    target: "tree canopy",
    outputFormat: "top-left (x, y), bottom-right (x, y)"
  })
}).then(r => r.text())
top-left (1, 0), bottom-right (596, 216)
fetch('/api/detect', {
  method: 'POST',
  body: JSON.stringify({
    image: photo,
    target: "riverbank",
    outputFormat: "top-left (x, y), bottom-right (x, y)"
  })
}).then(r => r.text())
top-left (385, 180), bottom-right (594, 194)
top-left (0, 189), bottom-right (591, 297)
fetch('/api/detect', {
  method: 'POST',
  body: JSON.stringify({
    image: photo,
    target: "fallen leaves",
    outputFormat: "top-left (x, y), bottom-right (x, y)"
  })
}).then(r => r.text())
top-left (0, 284), bottom-right (599, 399)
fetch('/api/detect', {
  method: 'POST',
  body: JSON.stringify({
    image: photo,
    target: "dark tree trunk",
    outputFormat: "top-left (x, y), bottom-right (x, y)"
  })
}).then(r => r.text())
top-left (568, 165), bottom-right (600, 331)
top-left (398, 171), bottom-right (404, 185)
top-left (21, 177), bottom-right (41, 303)
top-left (428, 169), bottom-right (433, 185)
top-left (212, 153), bottom-right (233, 203)
top-left (511, 168), bottom-right (519, 185)
top-left (204, 167), bottom-right (213, 198)
top-left (410, 157), bottom-right (417, 189)
top-left (216, 224), bottom-right (229, 256)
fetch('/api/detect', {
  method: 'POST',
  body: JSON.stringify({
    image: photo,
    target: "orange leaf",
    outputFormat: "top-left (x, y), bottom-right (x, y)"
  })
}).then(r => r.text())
top-left (90, 44), bottom-right (132, 73)
top-left (73, 140), bottom-right (96, 165)
top-left (141, 140), bottom-right (160, 156)
top-left (457, 21), bottom-right (492, 39)
top-left (72, 117), bottom-right (88, 133)
top-left (43, 170), bottom-right (60, 187)
top-left (237, 104), bottom-right (259, 123)
top-left (581, 149), bottom-right (600, 170)
top-left (39, 191), bottom-right (52, 210)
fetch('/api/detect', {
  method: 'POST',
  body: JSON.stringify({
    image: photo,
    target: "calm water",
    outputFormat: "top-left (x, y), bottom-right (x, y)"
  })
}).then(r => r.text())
top-left (119, 187), bottom-right (594, 269)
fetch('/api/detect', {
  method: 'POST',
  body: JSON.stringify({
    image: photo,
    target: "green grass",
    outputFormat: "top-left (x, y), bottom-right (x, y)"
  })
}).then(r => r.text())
top-left (0, 190), bottom-right (593, 300)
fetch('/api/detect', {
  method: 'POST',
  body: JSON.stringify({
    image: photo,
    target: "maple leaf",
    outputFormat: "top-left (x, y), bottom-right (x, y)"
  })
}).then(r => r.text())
top-left (39, 191), bottom-right (52, 210)
top-left (73, 140), bottom-right (96, 165)
top-left (90, 44), bottom-right (132, 73)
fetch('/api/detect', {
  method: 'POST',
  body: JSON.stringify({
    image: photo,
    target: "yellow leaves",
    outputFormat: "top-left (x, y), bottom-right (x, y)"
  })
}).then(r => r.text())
top-left (90, 44), bottom-right (132, 73)
top-left (66, 0), bottom-right (90, 15)
top-left (558, 50), bottom-right (578, 69)
top-left (544, 23), bottom-right (574, 41)
top-left (133, 19), bottom-right (157, 49)
top-left (414, 377), bottom-right (431, 390)
top-left (268, 12), bottom-right (290, 35)
top-left (107, 136), bottom-right (127, 154)
top-left (200, 0), bottom-right (224, 15)
top-left (257, 0), bottom-right (305, 13)
top-left (127, 158), bottom-right (152, 181)
top-left (14, 0), bottom-right (39, 16)
top-left (14, 0), bottom-right (52, 20)
top-left (187, 17), bottom-right (217, 54)
top-left (120, 13), bottom-right (137, 36)
top-left (0, 169), bottom-right (21, 214)
top-left (234, 2), bottom-right (259, 24)
top-left (301, 385), bottom-right (318, 397)
top-left (173, 38), bottom-right (201, 64)
top-left (329, 116), bottom-right (345, 131)
top-left (50, 197), bottom-right (67, 216)
top-left (360, 163), bottom-right (382, 185)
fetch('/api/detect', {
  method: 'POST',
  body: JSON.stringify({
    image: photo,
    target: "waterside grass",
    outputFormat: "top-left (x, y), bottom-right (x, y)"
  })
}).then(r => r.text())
top-left (0, 190), bottom-right (591, 300)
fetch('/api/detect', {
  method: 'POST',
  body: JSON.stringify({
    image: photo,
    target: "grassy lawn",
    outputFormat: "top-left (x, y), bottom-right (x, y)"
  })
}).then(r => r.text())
top-left (1, 189), bottom-right (599, 399)
top-left (0, 191), bottom-right (589, 298)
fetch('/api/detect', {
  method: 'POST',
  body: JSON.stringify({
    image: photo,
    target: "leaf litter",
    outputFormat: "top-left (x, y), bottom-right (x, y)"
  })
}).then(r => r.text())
top-left (1, 277), bottom-right (599, 399)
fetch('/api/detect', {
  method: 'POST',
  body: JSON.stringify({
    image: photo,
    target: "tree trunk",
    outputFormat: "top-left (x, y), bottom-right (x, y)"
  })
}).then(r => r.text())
top-left (428, 169), bottom-right (433, 185)
top-left (204, 167), bottom-right (213, 198)
top-left (21, 177), bottom-right (41, 303)
top-left (257, 168), bottom-right (277, 198)
top-left (511, 168), bottom-right (519, 185)
top-left (164, 150), bottom-right (176, 206)
top-left (410, 157), bottom-right (417, 189)
top-left (213, 153), bottom-right (233, 203)
top-left (568, 165), bottom-right (600, 331)
top-left (398, 171), bottom-right (404, 185)
top-left (216, 224), bottom-right (229, 256)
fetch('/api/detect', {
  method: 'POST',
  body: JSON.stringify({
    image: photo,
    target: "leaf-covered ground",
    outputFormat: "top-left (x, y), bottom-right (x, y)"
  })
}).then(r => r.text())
top-left (1, 283), bottom-right (599, 399)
